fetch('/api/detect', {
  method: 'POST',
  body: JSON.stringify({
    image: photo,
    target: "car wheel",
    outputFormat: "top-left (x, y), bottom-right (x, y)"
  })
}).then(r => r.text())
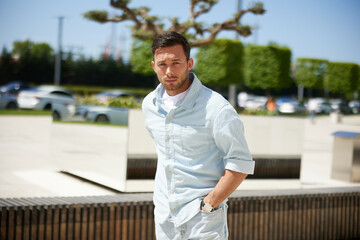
top-left (6, 102), bottom-right (18, 109)
top-left (44, 104), bottom-right (52, 110)
top-left (52, 111), bottom-right (61, 120)
top-left (95, 114), bottom-right (109, 123)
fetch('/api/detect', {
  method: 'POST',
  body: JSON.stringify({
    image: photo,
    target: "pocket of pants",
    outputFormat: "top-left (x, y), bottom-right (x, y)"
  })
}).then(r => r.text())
top-left (189, 203), bottom-right (228, 239)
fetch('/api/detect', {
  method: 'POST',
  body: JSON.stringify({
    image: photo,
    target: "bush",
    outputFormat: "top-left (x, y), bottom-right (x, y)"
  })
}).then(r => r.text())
top-left (77, 95), bottom-right (141, 109)
top-left (108, 97), bottom-right (141, 109)
top-left (77, 96), bottom-right (106, 106)
top-left (240, 109), bottom-right (277, 116)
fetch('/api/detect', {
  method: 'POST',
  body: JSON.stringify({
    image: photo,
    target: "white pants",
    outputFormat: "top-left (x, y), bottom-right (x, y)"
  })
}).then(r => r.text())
top-left (155, 203), bottom-right (228, 240)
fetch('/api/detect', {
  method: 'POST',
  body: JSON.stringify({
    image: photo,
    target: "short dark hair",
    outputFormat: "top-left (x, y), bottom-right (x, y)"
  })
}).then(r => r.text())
top-left (152, 31), bottom-right (191, 61)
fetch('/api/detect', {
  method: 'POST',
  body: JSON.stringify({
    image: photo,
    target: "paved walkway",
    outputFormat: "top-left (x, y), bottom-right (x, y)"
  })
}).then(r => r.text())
top-left (1, 114), bottom-right (360, 199)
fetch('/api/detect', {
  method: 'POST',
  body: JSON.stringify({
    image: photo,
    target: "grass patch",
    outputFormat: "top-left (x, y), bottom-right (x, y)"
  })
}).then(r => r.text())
top-left (0, 109), bottom-right (52, 116)
top-left (52, 119), bottom-right (127, 128)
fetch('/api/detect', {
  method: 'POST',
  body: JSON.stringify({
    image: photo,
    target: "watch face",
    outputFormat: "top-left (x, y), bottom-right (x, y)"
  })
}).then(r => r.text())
top-left (203, 203), bottom-right (213, 212)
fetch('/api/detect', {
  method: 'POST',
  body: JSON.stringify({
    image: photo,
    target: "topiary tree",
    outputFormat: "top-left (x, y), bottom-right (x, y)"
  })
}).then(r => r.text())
top-left (244, 44), bottom-right (292, 94)
top-left (295, 58), bottom-right (328, 89)
top-left (195, 39), bottom-right (244, 86)
top-left (83, 0), bottom-right (265, 47)
top-left (294, 58), bottom-right (328, 98)
top-left (325, 62), bottom-right (359, 98)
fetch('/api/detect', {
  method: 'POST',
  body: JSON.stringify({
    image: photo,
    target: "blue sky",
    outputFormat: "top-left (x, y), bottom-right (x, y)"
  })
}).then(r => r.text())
top-left (1, 0), bottom-right (359, 65)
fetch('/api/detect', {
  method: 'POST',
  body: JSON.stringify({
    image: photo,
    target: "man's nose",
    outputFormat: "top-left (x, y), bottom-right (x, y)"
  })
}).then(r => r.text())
top-left (166, 66), bottom-right (174, 75)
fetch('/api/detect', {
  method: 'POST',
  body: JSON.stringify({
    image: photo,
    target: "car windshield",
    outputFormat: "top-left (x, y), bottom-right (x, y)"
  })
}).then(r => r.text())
top-left (51, 91), bottom-right (73, 97)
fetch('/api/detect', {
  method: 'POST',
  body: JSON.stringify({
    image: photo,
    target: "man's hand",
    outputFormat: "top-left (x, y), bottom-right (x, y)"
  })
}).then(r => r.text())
top-left (203, 169), bottom-right (247, 208)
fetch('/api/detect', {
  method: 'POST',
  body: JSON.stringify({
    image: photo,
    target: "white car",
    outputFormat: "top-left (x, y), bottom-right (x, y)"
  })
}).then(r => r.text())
top-left (17, 86), bottom-right (75, 110)
top-left (278, 100), bottom-right (306, 114)
top-left (244, 95), bottom-right (267, 110)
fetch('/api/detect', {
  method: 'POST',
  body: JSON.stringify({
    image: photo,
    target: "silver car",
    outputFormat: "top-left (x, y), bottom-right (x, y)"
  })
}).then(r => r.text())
top-left (86, 106), bottom-right (129, 125)
top-left (93, 90), bottom-right (136, 105)
top-left (52, 102), bottom-right (76, 120)
top-left (17, 86), bottom-right (75, 110)
top-left (0, 94), bottom-right (18, 109)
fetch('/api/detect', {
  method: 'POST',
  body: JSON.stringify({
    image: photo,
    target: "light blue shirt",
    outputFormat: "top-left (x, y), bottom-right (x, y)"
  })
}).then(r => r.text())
top-left (142, 73), bottom-right (254, 227)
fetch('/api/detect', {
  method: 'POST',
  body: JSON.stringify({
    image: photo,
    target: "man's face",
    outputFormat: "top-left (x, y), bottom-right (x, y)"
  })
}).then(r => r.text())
top-left (152, 44), bottom-right (193, 96)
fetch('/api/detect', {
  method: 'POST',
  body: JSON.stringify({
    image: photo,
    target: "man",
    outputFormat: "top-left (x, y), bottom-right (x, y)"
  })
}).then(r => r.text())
top-left (142, 31), bottom-right (254, 239)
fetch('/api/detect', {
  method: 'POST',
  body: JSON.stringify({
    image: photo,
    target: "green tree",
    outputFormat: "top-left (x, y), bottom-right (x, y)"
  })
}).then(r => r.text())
top-left (83, 0), bottom-right (265, 47)
top-left (244, 44), bottom-right (292, 93)
top-left (0, 47), bottom-right (14, 84)
top-left (85, 0), bottom-right (265, 105)
top-left (325, 62), bottom-right (359, 98)
top-left (130, 39), bottom-right (154, 76)
top-left (12, 40), bottom-right (54, 84)
top-left (195, 39), bottom-right (244, 86)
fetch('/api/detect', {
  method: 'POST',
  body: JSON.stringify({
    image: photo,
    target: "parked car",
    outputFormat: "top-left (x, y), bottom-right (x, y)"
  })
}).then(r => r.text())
top-left (319, 102), bottom-right (334, 114)
top-left (275, 97), bottom-right (306, 114)
top-left (244, 95), bottom-right (267, 110)
top-left (0, 93), bottom-right (18, 109)
top-left (277, 100), bottom-right (306, 114)
top-left (93, 90), bottom-right (136, 105)
top-left (52, 102), bottom-right (76, 120)
top-left (74, 104), bottom-right (93, 119)
top-left (0, 81), bottom-right (30, 95)
top-left (86, 106), bottom-right (129, 125)
top-left (305, 98), bottom-right (327, 113)
top-left (348, 100), bottom-right (360, 114)
top-left (330, 99), bottom-right (352, 114)
top-left (17, 86), bottom-right (76, 110)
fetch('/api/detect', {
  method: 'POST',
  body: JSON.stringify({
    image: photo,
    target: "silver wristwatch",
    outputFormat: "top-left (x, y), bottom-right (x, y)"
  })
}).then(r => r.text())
top-left (201, 200), bottom-right (214, 213)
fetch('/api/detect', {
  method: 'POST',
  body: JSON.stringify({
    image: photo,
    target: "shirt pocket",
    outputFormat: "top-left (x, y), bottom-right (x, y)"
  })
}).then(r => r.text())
top-left (180, 124), bottom-right (212, 157)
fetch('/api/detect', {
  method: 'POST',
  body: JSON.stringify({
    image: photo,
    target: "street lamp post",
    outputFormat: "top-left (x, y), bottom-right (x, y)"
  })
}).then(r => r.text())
top-left (54, 16), bottom-right (64, 86)
top-left (228, 0), bottom-right (242, 107)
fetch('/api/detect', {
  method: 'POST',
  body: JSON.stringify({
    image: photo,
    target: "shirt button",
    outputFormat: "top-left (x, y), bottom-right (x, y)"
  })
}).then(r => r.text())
top-left (167, 117), bottom-right (171, 121)
top-left (167, 155), bottom-right (171, 159)
top-left (167, 136), bottom-right (170, 140)
top-left (172, 208), bottom-right (176, 212)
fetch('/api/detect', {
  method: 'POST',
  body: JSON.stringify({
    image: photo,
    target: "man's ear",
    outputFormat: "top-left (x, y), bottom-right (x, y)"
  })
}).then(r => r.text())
top-left (188, 58), bottom-right (194, 70)
top-left (152, 61), bottom-right (155, 71)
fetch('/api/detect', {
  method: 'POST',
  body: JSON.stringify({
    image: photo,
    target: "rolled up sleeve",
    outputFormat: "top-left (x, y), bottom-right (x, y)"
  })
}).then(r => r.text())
top-left (213, 105), bottom-right (255, 174)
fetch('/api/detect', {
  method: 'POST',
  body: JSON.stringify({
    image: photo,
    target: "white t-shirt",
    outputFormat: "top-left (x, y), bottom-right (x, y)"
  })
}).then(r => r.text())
top-left (161, 88), bottom-right (190, 112)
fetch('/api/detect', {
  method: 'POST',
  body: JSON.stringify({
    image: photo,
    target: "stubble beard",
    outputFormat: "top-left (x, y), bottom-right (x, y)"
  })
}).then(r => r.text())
top-left (162, 69), bottom-right (189, 93)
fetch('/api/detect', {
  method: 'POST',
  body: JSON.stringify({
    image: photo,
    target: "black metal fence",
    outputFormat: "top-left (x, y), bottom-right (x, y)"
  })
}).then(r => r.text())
top-left (127, 157), bottom-right (301, 179)
top-left (1, 188), bottom-right (359, 240)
